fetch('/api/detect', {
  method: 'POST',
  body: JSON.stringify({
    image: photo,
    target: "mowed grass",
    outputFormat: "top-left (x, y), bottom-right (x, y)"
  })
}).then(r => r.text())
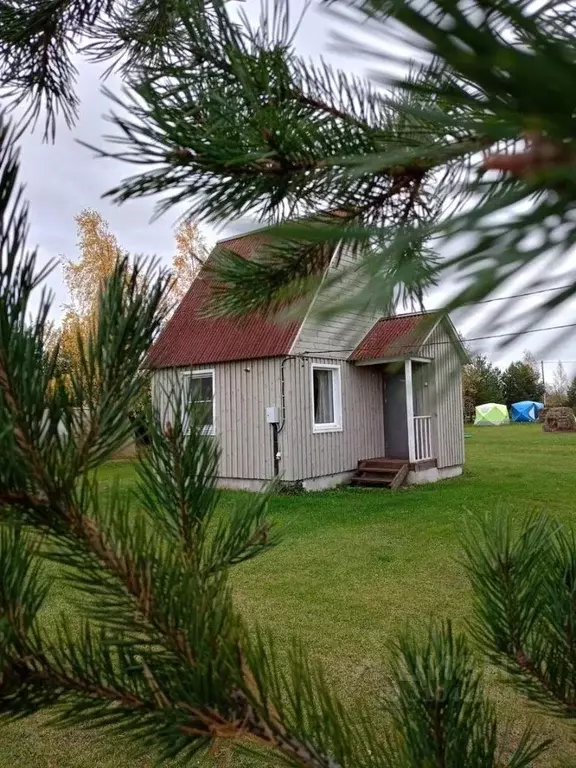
top-left (2, 424), bottom-right (576, 766)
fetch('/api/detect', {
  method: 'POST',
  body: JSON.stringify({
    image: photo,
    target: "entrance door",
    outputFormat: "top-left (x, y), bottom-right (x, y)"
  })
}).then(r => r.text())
top-left (384, 372), bottom-right (409, 458)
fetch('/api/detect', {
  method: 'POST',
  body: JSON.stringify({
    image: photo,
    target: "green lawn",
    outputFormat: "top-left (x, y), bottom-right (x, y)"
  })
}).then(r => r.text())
top-left (2, 424), bottom-right (576, 766)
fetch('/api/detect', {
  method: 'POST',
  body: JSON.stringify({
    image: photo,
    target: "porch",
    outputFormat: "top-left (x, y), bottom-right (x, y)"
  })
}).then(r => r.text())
top-left (353, 358), bottom-right (437, 487)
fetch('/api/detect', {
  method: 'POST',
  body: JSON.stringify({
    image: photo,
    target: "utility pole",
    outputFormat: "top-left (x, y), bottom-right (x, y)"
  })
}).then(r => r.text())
top-left (541, 360), bottom-right (547, 404)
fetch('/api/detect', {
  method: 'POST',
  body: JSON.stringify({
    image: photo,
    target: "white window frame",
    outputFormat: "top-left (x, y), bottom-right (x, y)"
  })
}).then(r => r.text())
top-left (311, 364), bottom-right (343, 433)
top-left (182, 369), bottom-right (215, 436)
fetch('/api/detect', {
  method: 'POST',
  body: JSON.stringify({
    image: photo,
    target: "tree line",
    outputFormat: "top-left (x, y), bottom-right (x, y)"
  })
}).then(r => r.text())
top-left (463, 351), bottom-right (576, 420)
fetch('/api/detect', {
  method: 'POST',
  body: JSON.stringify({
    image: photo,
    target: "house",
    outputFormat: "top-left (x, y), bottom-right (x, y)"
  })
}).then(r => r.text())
top-left (148, 227), bottom-right (467, 490)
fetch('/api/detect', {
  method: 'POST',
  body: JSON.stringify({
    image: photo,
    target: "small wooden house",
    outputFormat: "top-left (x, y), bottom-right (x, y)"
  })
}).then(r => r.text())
top-left (148, 228), bottom-right (467, 490)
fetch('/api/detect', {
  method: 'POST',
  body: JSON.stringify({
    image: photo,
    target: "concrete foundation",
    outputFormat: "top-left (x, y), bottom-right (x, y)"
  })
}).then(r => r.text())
top-left (301, 470), bottom-right (355, 491)
top-left (216, 465), bottom-right (462, 492)
top-left (407, 464), bottom-right (462, 485)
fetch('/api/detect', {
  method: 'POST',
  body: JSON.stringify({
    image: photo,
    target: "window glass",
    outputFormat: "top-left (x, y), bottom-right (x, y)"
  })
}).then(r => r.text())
top-left (313, 368), bottom-right (335, 424)
top-left (188, 373), bottom-right (214, 432)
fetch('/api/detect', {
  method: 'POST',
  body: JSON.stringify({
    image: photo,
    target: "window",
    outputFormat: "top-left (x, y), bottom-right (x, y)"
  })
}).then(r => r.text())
top-left (184, 370), bottom-right (215, 435)
top-left (312, 364), bottom-right (342, 433)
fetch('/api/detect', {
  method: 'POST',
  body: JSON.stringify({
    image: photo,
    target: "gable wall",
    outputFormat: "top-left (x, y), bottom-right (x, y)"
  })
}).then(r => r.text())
top-left (290, 245), bottom-right (380, 359)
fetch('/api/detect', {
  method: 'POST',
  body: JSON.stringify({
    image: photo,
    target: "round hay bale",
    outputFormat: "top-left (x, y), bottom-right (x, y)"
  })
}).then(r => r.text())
top-left (543, 406), bottom-right (576, 432)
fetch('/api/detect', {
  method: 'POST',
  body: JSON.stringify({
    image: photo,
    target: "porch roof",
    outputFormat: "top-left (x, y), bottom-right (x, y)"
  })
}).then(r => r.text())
top-left (349, 312), bottom-right (438, 362)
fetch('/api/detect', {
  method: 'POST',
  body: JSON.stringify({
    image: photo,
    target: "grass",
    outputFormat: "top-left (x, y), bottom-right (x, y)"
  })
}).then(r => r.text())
top-left (2, 424), bottom-right (576, 766)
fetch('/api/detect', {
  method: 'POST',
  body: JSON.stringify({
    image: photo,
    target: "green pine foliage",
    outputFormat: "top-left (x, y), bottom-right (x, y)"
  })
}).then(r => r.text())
top-left (0, 115), bottom-right (551, 766)
top-left (2, 0), bottom-right (576, 764)
top-left (464, 510), bottom-right (576, 720)
top-left (5, 0), bottom-right (576, 321)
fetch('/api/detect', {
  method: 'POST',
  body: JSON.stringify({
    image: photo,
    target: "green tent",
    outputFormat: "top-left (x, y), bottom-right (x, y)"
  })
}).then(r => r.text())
top-left (474, 403), bottom-right (510, 426)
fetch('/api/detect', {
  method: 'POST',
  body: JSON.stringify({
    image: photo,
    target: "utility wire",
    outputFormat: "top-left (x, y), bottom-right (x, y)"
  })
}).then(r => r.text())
top-left (301, 320), bottom-right (576, 357)
top-left (474, 283), bottom-right (574, 304)
top-left (463, 321), bottom-right (576, 342)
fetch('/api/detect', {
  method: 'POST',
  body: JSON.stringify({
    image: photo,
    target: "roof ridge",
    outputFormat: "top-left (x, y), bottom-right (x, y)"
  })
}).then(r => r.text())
top-left (380, 310), bottom-right (435, 320)
top-left (215, 209), bottom-right (353, 247)
top-left (216, 225), bottom-right (271, 245)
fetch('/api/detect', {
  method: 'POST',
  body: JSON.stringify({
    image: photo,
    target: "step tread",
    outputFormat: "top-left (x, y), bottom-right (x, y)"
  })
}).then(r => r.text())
top-left (357, 467), bottom-right (397, 476)
top-left (351, 477), bottom-right (393, 487)
top-left (352, 461), bottom-right (409, 490)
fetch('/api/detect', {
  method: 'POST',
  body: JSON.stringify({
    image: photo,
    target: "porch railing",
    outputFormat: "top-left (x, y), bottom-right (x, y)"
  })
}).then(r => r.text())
top-left (413, 415), bottom-right (433, 461)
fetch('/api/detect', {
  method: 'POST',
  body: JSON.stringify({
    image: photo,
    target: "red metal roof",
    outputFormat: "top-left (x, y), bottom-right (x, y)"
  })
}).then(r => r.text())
top-left (147, 232), bottom-right (302, 368)
top-left (349, 312), bottom-right (437, 361)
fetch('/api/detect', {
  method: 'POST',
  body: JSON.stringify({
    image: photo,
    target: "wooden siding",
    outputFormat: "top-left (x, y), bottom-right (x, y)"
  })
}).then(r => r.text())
top-left (412, 361), bottom-right (433, 416)
top-left (291, 246), bottom-right (379, 359)
top-left (420, 323), bottom-right (464, 469)
top-left (150, 320), bottom-right (464, 483)
top-left (151, 359), bottom-right (281, 480)
top-left (280, 358), bottom-right (385, 481)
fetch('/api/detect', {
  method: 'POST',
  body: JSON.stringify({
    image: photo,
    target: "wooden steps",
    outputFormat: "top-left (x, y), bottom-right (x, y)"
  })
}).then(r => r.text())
top-left (351, 458), bottom-right (409, 489)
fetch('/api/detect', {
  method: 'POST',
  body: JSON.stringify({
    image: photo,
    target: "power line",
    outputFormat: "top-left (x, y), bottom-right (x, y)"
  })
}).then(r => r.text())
top-left (463, 321), bottom-right (576, 342)
top-left (474, 283), bottom-right (574, 304)
top-left (302, 320), bottom-right (576, 357)
top-left (298, 284), bottom-right (576, 357)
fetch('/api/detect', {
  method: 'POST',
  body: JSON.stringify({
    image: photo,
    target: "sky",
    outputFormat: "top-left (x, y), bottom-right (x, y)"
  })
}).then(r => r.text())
top-left (15, 0), bottom-right (576, 378)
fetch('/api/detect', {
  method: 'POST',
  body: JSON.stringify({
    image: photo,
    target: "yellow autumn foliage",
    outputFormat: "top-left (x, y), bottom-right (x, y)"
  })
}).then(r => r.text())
top-left (55, 210), bottom-right (208, 376)
top-left (171, 218), bottom-right (208, 301)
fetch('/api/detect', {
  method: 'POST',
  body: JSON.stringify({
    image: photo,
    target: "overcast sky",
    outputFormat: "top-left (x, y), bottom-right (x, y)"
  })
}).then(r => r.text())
top-left (16, 0), bottom-right (576, 377)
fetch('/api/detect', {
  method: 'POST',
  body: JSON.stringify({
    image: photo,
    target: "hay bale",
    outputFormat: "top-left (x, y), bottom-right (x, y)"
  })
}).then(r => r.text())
top-left (542, 406), bottom-right (576, 432)
top-left (538, 407), bottom-right (549, 423)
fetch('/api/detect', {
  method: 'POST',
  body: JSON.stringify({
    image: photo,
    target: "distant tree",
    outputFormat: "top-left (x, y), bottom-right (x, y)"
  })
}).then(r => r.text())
top-left (56, 211), bottom-right (208, 381)
top-left (463, 394), bottom-right (476, 423)
top-left (548, 362), bottom-right (569, 406)
top-left (522, 350), bottom-right (541, 379)
top-left (567, 376), bottom-right (576, 409)
top-left (171, 219), bottom-right (208, 301)
top-left (59, 210), bottom-right (126, 380)
top-left (463, 354), bottom-right (504, 411)
top-left (501, 361), bottom-right (545, 408)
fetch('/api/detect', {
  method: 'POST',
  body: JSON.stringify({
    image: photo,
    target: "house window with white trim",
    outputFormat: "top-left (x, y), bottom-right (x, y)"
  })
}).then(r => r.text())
top-left (312, 364), bottom-right (342, 433)
top-left (184, 370), bottom-right (215, 435)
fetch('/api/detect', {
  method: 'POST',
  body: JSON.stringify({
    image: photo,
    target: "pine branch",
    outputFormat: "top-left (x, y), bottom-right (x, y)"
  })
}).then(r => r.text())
top-left (463, 510), bottom-right (576, 719)
top-left (0, 0), bottom-right (114, 139)
top-left (385, 621), bottom-right (549, 767)
top-left (0, 448), bottom-right (335, 765)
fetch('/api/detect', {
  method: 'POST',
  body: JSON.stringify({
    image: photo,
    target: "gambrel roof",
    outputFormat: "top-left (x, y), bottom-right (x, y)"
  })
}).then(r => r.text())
top-left (148, 228), bottom-right (465, 369)
top-left (147, 231), bottom-right (302, 368)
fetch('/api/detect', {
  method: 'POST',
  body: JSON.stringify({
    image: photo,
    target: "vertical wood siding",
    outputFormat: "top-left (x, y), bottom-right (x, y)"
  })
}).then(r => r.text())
top-left (280, 358), bottom-right (385, 481)
top-left (291, 246), bottom-right (379, 359)
top-left (420, 324), bottom-right (464, 469)
top-left (150, 319), bottom-right (464, 482)
top-left (412, 362), bottom-right (433, 416)
top-left (151, 368), bottom-right (181, 427)
top-left (152, 359), bottom-right (281, 480)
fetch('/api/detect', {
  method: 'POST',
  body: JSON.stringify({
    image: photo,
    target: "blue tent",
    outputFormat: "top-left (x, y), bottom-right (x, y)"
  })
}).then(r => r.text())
top-left (510, 400), bottom-right (545, 423)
